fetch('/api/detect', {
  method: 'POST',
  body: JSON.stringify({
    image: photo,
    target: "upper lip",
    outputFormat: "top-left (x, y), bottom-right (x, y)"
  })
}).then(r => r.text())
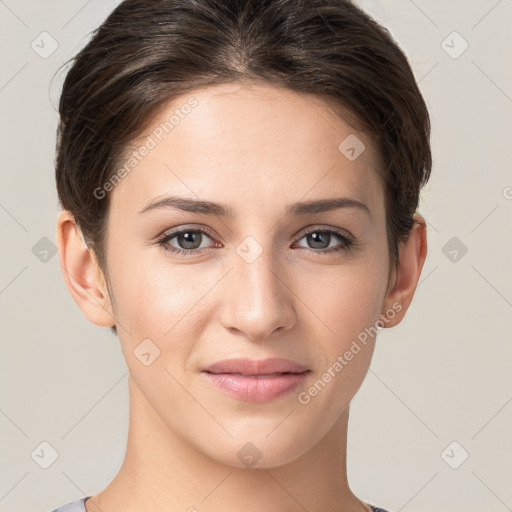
top-left (202, 357), bottom-right (310, 376)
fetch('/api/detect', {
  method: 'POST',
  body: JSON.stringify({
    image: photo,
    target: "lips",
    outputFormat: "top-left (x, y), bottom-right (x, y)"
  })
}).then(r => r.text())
top-left (201, 357), bottom-right (311, 402)
top-left (202, 357), bottom-right (309, 376)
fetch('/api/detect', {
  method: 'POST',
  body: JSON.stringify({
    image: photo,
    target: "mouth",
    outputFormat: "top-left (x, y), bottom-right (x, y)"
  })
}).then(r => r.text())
top-left (200, 358), bottom-right (311, 402)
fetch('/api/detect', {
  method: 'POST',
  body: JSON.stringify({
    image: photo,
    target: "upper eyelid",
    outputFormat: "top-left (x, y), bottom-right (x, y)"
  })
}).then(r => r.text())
top-left (161, 225), bottom-right (217, 241)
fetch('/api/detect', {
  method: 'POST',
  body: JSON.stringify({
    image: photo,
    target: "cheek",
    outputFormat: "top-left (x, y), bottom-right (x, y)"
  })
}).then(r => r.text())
top-left (297, 266), bottom-right (385, 410)
top-left (301, 261), bottom-right (387, 343)
top-left (109, 244), bottom-right (219, 343)
top-left (106, 242), bottom-right (178, 334)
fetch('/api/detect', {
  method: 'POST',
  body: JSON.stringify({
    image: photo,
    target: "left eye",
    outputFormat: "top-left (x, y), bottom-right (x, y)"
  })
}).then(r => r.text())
top-left (293, 229), bottom-right (352, 253)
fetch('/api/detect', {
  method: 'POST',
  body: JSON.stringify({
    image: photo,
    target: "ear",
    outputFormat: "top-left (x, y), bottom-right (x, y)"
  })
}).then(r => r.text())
top-left (56, 210), bottom-right (115, 328)
top-left (380, 213), bottom-right (427, 328)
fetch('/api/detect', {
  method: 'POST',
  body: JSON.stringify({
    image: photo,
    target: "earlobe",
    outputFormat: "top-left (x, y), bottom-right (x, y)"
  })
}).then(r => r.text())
top-left (380, 214), bottom-right (428, 328)
top-left (56, 210), bottom-right (115, 328)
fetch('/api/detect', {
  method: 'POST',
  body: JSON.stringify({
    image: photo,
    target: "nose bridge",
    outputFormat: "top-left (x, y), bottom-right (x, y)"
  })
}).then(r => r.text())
top-left (220, 236), bottom-right (295, 340)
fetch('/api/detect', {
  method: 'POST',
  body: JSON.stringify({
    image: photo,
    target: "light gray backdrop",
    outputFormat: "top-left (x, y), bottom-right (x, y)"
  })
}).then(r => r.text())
top-left (1, 1), bottom-right (511, 511)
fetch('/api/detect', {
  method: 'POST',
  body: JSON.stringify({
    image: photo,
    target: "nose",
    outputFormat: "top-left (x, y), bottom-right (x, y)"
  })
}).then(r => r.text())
top-left (218, 246), bottom-right (297, 341)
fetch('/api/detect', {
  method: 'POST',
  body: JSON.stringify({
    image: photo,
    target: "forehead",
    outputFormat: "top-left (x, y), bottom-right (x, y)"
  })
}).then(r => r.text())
top-left (110, 82), bottom-right (385, 220)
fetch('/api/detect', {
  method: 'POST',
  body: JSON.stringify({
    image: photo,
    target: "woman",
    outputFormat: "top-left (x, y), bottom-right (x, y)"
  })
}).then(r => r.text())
top-left (52, 0), bottom-right (431, 510)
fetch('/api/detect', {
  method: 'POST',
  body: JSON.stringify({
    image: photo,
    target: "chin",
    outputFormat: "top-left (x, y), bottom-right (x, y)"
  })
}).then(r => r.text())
top-left (198, 427), bottom-right (312, 470)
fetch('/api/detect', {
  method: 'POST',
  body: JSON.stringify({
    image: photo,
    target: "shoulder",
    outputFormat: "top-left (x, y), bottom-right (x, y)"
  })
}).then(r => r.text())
top-left (48, 496), bottom-right (89, 512)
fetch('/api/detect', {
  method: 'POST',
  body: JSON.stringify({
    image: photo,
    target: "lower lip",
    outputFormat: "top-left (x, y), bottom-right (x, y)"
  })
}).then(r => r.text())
top-left (201, 371), bottom-right (310, 402)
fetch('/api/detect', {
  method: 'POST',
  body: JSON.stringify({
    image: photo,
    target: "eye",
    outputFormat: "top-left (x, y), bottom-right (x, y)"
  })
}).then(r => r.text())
top-left (292, 228), bottom-right (354, 254)
top-left (156, 225), bottom-right (356, 257)
top-left (156, 227), bottom-right (219, 256)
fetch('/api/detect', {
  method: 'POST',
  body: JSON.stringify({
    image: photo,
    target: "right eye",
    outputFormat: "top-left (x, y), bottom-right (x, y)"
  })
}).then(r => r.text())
top-left (156, 227), bottom-right (221, 256)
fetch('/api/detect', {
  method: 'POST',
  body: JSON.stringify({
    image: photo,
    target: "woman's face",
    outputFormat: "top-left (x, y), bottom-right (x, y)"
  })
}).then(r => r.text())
top-left (103, 82), bottom-right (393, 468)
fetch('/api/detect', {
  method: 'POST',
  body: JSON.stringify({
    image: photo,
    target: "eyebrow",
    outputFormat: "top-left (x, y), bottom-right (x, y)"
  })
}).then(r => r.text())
top-left (137, 195), bottom-right (371, 218)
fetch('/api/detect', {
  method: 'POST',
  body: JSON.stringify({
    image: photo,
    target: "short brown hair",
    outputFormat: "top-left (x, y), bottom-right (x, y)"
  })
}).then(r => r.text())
top-left (55, 0), bottom-right (432, 335)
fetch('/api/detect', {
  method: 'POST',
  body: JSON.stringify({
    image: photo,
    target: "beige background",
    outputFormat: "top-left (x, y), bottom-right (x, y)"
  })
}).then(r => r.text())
top-left (1, 1), bottom-right (511, 511)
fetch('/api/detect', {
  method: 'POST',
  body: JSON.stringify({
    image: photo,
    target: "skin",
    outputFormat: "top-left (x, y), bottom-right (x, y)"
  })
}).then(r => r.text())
top-left (57, 82), bottom-right (427, 512)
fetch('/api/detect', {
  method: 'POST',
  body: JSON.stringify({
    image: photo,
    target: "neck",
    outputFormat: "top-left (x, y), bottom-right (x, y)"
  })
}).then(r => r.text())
top-left (85, 374), bottom-right (370, 512)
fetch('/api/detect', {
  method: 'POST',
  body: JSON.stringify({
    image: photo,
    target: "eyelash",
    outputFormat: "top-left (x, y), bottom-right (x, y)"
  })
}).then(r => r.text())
top-left (156, 226), bottom-right (356, 257)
